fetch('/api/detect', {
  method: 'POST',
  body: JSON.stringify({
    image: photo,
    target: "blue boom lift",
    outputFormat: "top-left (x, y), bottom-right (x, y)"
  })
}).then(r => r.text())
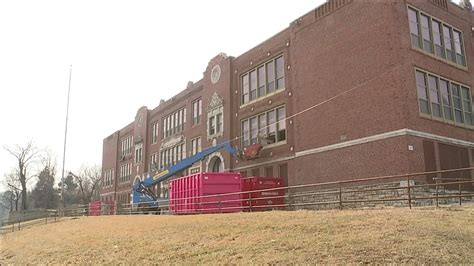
top-left (132, 141), bottom-right (239, 208)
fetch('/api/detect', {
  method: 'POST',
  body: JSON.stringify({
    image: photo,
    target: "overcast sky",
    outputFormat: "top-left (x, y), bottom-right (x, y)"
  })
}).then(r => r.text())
top-left (0, 0), bottom-right (324, 191)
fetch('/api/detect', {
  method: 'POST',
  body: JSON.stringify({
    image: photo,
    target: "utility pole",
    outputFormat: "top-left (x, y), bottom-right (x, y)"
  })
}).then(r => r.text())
top-left (61, 65), bottom-right (72, 209)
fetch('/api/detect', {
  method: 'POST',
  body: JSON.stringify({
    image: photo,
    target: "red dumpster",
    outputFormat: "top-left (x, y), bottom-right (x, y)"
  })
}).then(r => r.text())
top-left (169, 172), bottom-right (242, 214)
top-left (242, 177), bottom-right (286, 211)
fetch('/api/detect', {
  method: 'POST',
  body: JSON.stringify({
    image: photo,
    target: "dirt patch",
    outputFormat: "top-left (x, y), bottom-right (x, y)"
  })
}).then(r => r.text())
top-left (1, 206), bottom-right (474, 264)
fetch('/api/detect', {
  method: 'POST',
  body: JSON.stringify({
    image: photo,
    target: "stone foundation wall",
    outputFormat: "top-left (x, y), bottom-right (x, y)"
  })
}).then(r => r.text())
top-left (287, 181), bottom-right (473, 210)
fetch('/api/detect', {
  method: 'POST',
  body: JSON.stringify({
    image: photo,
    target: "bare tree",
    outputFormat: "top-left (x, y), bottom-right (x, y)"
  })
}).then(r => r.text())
top-left (3, 141), bottom-right (40, 210)
top-left (69, 164), bottom-right (102, 205)
top-left (1, 171), bottom-right (22, 211)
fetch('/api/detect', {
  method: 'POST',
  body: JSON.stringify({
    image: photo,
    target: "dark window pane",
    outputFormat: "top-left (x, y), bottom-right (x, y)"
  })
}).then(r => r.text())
top-left (250, 70), bottom-right (257, 100)
top-left (420, 14), bottom-right (433, 53)
top-left (408, 9), bottom-right (421, 48)
top-left (453, 30), bottom-right (462, 54)
top-left (452, 84), bottom-right (464, 123)
top-left (264, 166), bottom-right (273, 178)
top-left (258, 66), bottom-right (265, 97)
top-left (416, 71), bottom-right (428, 100)
top-left (428, 75), bottom-right (441, 117)
top-left (250, 117), bottom-right (258, 145)
top-left (276, 57), bottom-right (285, 90)
top-left (267, 110), bottom-right (276, 144)
top-left (242, 74), bottom-right (249, 104)
top-left (266, 62), bottom-right (275, 93)
top-left (242, 120), bottom-right (249, 147)
top-left (251, 168), bottom-right (260, 177)
top-left (420, 99), bottom-right (430, 114)
top-left (258, 114), bottom-right (267, 137)
top-left (432, 20), bottom-right (444, 58)
top-left (277, 107), bottom-right (286, 141)
top-left (454, 110), bottom-right (464, 123)
top-left (440, 79), bottom-right (453, 121)
top-left (443, 25), bottom-right (455, 62)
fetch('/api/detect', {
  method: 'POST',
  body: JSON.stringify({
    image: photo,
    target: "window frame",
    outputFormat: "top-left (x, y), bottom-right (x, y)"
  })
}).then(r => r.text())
top-left (407, 5), bottom-right (467, 68)
top-left (240, 105), bottom-right (287, 148)
top-left (162, 107), bottom-right (186, 139)
top-left (240, 55), bottom-right (286, 106)
top-left (414, 67), bottom-right (473, 129)
top-left (191, 98), bottom-right (202, 126)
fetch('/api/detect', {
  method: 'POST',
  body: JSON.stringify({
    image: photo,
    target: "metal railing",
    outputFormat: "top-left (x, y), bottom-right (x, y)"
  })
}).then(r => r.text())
top-left (2, 167), bottom-right (473, 227)
top-left (113, 167), bottom-right (474, 215)
top-left (0, 209), bottom-right (59, 234)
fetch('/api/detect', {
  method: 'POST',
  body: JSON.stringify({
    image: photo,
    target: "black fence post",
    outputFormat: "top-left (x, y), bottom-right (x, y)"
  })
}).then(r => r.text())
top-left (339, 182), bottom-right (343, 210)
top-left (287, 187), bottom-right (292, 211)
top-left (435, 179), bottom-right (439, 207)
top-left (407, 176), bottom-right (412, 209)
top-left (249, 191), bottom-right (253, 212)
top-left (459, 182), bottom-right (462, 206)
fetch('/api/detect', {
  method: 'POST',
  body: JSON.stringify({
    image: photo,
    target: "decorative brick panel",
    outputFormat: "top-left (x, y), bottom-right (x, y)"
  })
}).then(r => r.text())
top-left (314, 0), bottom-right (352, 21)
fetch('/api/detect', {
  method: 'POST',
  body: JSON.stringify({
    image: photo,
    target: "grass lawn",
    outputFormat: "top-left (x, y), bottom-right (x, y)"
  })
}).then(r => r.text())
top-left (1, 205), bottom-right (474, 264)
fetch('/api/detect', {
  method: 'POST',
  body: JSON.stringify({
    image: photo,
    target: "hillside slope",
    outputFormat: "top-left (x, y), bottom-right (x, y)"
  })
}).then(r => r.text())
top-left (1, 206), bottom-right (474, 264)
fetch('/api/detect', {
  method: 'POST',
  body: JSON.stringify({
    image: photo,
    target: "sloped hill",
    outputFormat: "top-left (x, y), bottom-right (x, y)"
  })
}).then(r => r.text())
top-left (1, 206), bottom-right (474, 264)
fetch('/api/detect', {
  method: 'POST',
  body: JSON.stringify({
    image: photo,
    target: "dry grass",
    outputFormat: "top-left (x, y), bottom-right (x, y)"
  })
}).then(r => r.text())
top-left (1, 205), bottom-right (474, 264)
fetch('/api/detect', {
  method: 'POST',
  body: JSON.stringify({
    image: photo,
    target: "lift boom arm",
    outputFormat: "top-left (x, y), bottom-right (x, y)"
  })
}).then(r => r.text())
top-left (132, 141), bottom-right (238, 205)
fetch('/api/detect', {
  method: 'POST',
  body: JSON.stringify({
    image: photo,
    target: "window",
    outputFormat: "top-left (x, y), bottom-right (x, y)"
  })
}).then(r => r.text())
top-left (276, 56), bottom-right (285, 90)
top-left (150, 153), bottom-right (158, 172)
top-left (443, 25), bottom-right (455, 62)
top-left (440, 79), bottom-right (453, 121)
top-left (242, 74), bottom-right (249, 104)
top-left (191, 137), bottom-right (202, 156)
top-left (103, 169), bottom-right (114, 187)
top-left (207, 105), bottom-right (223, 139)
top-left (151, 122), bottom-right (158, 144)
top-left (258, 66), bottom-right (265, 97)
top-left (416, 70), bottom-right (429, 114)
top-left (428, 75), bottom-right (442, 118)
top-left (241, 55), bottom-right (285, 105)
top-left (264, 166), bottom-right (273, 178)
top-left (242, 120), bottom-right (250, 147)
top-left (119, 163), bottom-right (132, 183)
top-left (251, 168), bottom-right (260, 177)
top-left (192, 99), bottom-right (202, 125)
top-left (420, 14), bottom-right (433, 53)
top-left (162, 108), bottom-right (186, 139)
top-left (453, 30), bottom-right (466, 66)
top-left (408, 8), bottom-right (421, 48)
top-left (241, 106), bottom-right (287, 147)
top-left (216, 113), bottom-right (222, 133)
top-left (415, 69), bottom-right (473, 127)
top-left (268, 110), bottom-right (276, 144)
top-left (159, 143), bottom-right (186, 169)
top-left (209, 116), bottom-right (215, 135)
top-left (134, 144), bottom-right (143, 163)
top-left (121, 136), bottom-right (133, 157)
top-left (249, 70), bottom-right (257, 101)
top-left (462, 87), bottom-right (473, 125)
top-left (250, 117), bottom-right (258, 145)
top-left (407, 6), bottom-right (466, 67)
top-left (277, 107), bottom-right (287, 141)
top-left (266, 61), bottom-right (275, 93)
top-left (432, 20), bottom-right (444, 58)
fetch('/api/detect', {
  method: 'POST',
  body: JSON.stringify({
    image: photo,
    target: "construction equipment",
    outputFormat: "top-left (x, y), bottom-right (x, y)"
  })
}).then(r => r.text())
top-left (131, 141), bottom-right (238, 209)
